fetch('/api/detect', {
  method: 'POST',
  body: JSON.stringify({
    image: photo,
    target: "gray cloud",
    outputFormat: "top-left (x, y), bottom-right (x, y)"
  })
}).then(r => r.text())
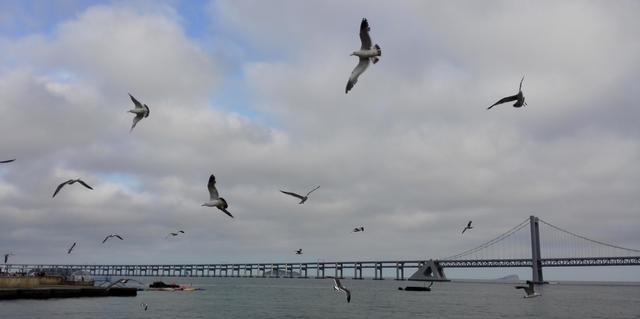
top-left (0, 1), bottom-right (638, 280)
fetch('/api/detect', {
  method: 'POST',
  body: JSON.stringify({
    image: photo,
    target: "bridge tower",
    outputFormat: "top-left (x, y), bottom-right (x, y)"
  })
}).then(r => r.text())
top-left (530, 215), bottom-right (543, 283)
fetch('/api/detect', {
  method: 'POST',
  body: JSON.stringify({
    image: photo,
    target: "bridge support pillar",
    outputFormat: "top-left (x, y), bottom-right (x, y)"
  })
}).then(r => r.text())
top-left (530, 215), bottom-right (544, 283)
top-left (395, 262), bottom-right (405, 280)
top-left (374, 263), bottom-right (383, 280)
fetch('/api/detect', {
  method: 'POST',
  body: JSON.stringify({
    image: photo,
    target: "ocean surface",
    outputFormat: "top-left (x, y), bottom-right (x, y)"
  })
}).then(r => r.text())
top-left (1, 277), bottom-right (639, 319)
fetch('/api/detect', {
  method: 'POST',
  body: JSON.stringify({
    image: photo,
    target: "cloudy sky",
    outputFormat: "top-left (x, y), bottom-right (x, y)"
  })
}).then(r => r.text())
top-left (1, 0), bottom-right (639, 281)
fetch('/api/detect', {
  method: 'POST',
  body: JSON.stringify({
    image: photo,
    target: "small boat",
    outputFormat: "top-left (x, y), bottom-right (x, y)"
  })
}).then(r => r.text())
top-left (146, 281), bottom-right (203, 291)
top-left (398, 286), bottom-right (431, 291)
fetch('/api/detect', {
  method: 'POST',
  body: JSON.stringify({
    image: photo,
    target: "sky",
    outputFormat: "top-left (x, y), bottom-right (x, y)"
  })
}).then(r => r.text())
top-left (1, 0), bottom-right (639, 281)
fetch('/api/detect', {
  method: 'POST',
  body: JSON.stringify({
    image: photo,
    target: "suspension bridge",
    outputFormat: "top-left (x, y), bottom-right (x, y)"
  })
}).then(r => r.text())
top-left (4, 216), bottom-right (639, 282)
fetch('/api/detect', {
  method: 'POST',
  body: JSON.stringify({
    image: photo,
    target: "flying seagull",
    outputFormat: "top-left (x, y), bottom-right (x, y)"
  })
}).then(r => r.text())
top-left (52, 179), bottom-right (93, 198)
top-left (333, 278), bottom-right (351, 303)
top-left (102, 234), bottom-right (124, 244)
top-left (280, 186), bottom-right (320, 204)
top-left (3, 253), bottom-right (14, 264)
top-left (515, 281), bottom-right (541, 298)
top-left (67, 242), bottom-right (77, 254)
top-left (346, 18), bottom-right (382, 93)
top-left (128, 93), bottom-right (150, 132)
top-left (295, 249), bottom-right (303, 255)
top-left (140, 303), bottom-right (149, 311)
top-left (462, 221), bottom-right (473, 234)
top-left (353, 227), bottom-right (365, 233)
top-left (202, 174), bottom-right (233, 218)
top-left (0, 159), bottom-right (16, 164)
top-left (166, 230), bottom-right (185, 238)
top-left (487, 76), bottom-right (527, 110)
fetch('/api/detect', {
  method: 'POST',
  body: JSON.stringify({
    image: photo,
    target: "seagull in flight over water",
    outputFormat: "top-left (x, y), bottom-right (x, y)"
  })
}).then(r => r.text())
top-left (332, 278), bottom-right (351, 303)
top-left (67, 242), bottom-right (77, 254)
top-left (515, 281), bottom-right (541, 298)
top-left (52, 179), bottom-right (93, 198)
top-left (346, 18), bottom-right (382, 93)
top-left (0, 159), bottom-right (16, 164)
top-left (202, 174), bottom-right (233, 218)
top-left (280, 186), bottom-right (320, 204)
top-left (295, 249), bottom-right (303, 255)
top-left (353, 227), bottom-right (365, 232)
top-left (128, 93), bottom-right (150, 132)
top-left (140, 303), bottom-right (149, 311)
top-left (462, 221), bottom-right (473, 234)
top-left (4, 253), bottom-right (14, 264)
top-left (102, 234), bottom-right (124, 244)
top-left (487, 76), bottom-right (526, 110)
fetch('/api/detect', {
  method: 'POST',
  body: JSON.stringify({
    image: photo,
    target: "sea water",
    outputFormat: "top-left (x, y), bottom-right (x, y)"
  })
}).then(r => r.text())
top-left (1, 277), bottom-right (639, 319)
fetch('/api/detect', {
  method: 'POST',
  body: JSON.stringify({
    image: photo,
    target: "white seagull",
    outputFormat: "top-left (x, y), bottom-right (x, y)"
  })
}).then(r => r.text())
top-left (202, 174), bottom-right (233, 218)
top-left (52, 178), bottom-right (93, 198)
top-left (487, 76), bottom-right (526, 110)
top-left (346, 18), bottom-right (382, 93)
top-left (102, 234), bottom-right (124, 244)
top-left (280, 186), bottom-right (320, 204)
top-left (0, 159), bottom-right (16, 164)
top-left (462, 221), bottom-right (473, 234)
top-left (333, 278), bottom-right (351, 303)
top-left (128, 93), bottom-right (150, 132)
top-left (515, 281), bottom-right (541, 298)
top-left (67, 242), bottom-right (77, 254)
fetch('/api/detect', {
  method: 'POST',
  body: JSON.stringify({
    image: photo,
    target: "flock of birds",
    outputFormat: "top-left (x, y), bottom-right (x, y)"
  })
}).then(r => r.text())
top-left (0, 17), bottom-right (537, 304)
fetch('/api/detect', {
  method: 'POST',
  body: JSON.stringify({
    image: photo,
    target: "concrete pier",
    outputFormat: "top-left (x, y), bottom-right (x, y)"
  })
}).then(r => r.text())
top-left (0, 286), bottom-right (137, 300)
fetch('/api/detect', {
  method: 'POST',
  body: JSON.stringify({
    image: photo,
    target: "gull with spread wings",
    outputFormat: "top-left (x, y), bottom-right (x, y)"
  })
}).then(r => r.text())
top-left (487, 76), bottom-right (527, 110)
top-left (346, 18), bottom-right (382, 93)
top-left (128, 93), bottom-right (150, 132)
top-left (202, 174), bottom-right (233, 218)
top-left (280, 186), bottom-right (320, 204)
top-left (102, 234), bottom-right (123, 244)
top-left (52, 179), bottom-right (93, 198)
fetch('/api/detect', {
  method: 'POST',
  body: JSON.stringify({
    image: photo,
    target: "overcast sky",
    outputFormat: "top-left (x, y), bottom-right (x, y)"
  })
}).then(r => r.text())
top-left (1, 0), bottom-right (639, 281)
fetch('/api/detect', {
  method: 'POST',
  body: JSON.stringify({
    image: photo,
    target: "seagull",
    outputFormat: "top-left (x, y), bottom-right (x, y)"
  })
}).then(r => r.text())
top-left (52, 178), bottom-right (93, 198)
top-left (280, 186), bottom-right (320, 204)
top-left (353, 227), bottom-right (365, 233)
top-left (3, 253), bottom-right (14, 264)
top-left (295, 249), bottom-right (303, 255)
top-left (346, 18), bottom-right (382, 93)
top-left (487, 76), bottom-right (527, 110)
top-left (202, 174), bottom-right (233, 218)
top-left (102, 234), bottom-right (124, 244)
top-left (140, 303), bottom-right (149, 311)
top-left (67, 242), bottom-right (77, 254)
top-left (515, 281), bottom-right (541, 298)
top-left (333, 278), bottom-right (351, 303)
top-left (462, 221), bottom-right (473, 234)
top-left (0, 159), bottom-right (16, 164)
top-left (128, 93), bottom-right (150, 132)
top-left (166, 230), bottom-right (185, 238)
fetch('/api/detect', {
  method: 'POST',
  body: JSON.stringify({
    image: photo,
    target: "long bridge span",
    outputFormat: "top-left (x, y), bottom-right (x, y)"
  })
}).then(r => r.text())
top-left (4, 216), bottom-right (640, 281)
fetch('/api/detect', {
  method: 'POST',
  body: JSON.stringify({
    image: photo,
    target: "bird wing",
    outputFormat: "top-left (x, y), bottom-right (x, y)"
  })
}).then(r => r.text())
top-left (143, 104), bottom-right (150, 118)
top-left (219, 207), bottom-right (234, 218)
top-left (115, 235), bottom-right (123, 240)
top-left (359, 18), bottom-right (372, 50)
top-left (519, 76), bottom-right (525, 91)
top-left (68, 242), bottom-right (76, 254)
top-left (130, 113), bottom-right (144, 132)
top-left (0, 159), bottom-right (16, 163)
top-left (487, 94), bottom-right (519, 109)
top-left (77, 179), bottom-right (93, 190)
top-left (102, 235), bottom-right (111, 243)
top-left (334, 278), bottom-right (342, 289)
top-left (306, 185), bottom-right (320, 196)
top-left (129, 93), bottom-right (143, 109)
top-left (208, 175), bottom-right (219, 200)
top-left (462, 227), bottom-right (468, 234)
top-left (346, 58), bottom-right (370, 93)
top-left (344, 287), bottom-right (351, 303)
top-left (179, 230), bottom-right (185, 233)
top-left (52, 180), bottom-right (71, 198)
top-left (280, 190), bottom-right (305, 200)
top-left (467, 221), bottom-right (472, 228)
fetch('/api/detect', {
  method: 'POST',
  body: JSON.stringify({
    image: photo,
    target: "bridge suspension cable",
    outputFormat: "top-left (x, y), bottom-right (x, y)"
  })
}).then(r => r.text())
top-left (538, 218), bottom-right (640, 258)
top-left (443, 217), bottom-right (530, 260)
